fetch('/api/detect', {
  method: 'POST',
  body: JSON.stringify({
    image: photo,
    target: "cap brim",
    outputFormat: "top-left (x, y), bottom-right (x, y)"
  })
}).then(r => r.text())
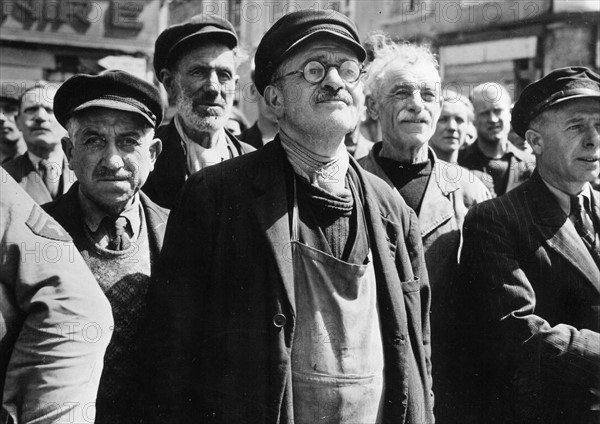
top-left (545, 90), bottom-right (600, 110)
top-left (73, 99), bottom-right (156, 127)
top-left (168, 28), bottom-right (238, 61)
top-left (282, 29), bottom-right (367, 62)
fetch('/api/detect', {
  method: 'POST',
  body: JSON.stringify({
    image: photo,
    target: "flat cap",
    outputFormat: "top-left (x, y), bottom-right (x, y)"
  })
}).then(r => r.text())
top-left (512, 66), bottom-right (600, 138)
top-left (154, 15), bottom-right (238, 82)
top-left (254, 9), bottom-right (367, 95)
top-left (54, 70), bottom-right (163, 128)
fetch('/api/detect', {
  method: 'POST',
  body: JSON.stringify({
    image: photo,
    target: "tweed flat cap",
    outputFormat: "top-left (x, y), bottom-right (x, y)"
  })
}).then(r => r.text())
top-left (512, 66), bottom-right (600, 138)
top-left (154, 15), bottom-right (238, 82)
top-left (54, 70), bottom-right (163, 128)
top-left (254, 9), bottom-right (367, 95)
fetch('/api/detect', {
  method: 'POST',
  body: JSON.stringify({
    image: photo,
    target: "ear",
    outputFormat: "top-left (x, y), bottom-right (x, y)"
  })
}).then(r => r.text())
top-left (148, 137), bottom-right (163, 171)
top-left (366, 95), bottom-right (379, 121)
top-left (63, 136), bottom-right (75, 169)
top-left (263, 85), bottom-right (285, 120)
top-left (160, 69), bottom-right (176, 96)
top-left (525, 128), bottom-right (543, 155)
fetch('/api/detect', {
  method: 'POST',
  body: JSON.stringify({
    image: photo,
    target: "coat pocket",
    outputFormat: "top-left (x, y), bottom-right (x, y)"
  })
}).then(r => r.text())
top-left (401, 277), bottom-right (421, 293)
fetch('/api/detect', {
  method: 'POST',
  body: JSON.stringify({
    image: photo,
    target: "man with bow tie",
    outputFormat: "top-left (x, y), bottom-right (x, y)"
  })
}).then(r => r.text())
top-left (43, 70), bottom-right (169, 424)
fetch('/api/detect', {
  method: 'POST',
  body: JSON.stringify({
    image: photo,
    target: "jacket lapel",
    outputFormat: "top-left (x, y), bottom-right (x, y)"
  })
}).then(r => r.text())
top-left (418, 159), bottom-right (456, 237)
top-left (250, 141), bottom-right (295, 313)
top-left (140, 192), bottom-right (169, 268)
top-left (530, 173), bottom-right (600, 292)
top-left (20, 155), bottom-right (53, 204)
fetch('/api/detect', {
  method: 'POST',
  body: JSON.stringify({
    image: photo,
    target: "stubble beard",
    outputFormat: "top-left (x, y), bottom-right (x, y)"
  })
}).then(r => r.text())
top-left (175, 85), bottom-right (228, 133)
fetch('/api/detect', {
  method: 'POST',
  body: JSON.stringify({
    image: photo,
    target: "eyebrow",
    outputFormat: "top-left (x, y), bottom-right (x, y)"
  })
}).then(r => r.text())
top-left (304, 54), bottom-right (356, 65)
top-left (189, 64), bottom-right (234, 73)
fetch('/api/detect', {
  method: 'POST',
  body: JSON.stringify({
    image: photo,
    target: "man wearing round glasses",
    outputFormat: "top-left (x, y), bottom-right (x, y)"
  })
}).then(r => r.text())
top-left (143, 10), bottom-right (433, 424)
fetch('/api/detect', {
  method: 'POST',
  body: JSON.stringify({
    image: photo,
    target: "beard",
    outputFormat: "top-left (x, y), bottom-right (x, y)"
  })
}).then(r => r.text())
top-left (175, 82), bottom-right (229, 133)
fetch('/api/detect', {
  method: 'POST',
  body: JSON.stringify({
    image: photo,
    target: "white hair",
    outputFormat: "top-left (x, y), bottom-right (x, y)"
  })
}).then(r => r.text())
top-left (363, 33), bottom-right (439, 99)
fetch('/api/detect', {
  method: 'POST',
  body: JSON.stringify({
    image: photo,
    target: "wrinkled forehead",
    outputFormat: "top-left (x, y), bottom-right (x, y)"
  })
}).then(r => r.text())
top-left (382, 61), bottom-right (440, 90)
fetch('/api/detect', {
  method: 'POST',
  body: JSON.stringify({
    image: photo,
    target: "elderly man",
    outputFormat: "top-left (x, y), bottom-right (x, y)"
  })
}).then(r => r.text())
top-left (1, 168), bottom-right (112, 424)
top-left (3, 82), bottom-right (74, 204)
top-left (144, 10), bottom-right (433, 424)
top-left (43, 70), bottom-right (168, 424)
top-left (0, 86), bottom-right (25, 164)
top-left (142, 15), bottom-right (254, 209)
top-left (429, 89), bottom-right (474, 163)
top-left (358, 37), bottom-right (490, 423)
top-left (458, 82), bottom-right (535, 196)
top-left (458, 67), bottom-right (600, 424)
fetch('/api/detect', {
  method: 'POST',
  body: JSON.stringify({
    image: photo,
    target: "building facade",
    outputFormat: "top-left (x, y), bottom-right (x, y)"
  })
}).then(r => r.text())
top-left (353, 0), bottom-right (599, 99)
top-left (0, 0), bottom-right (167, 96)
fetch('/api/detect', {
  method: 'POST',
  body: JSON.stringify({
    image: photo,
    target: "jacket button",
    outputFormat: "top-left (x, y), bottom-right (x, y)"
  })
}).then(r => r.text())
top-left (393, 335), bottom-right (405, 344)
top-left (272, 313), bottom-right (287, 328)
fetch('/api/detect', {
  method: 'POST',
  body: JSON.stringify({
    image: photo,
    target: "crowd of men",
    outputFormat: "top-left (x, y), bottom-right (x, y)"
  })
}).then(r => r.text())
top-left (1, 9), bottom-right (598, 424)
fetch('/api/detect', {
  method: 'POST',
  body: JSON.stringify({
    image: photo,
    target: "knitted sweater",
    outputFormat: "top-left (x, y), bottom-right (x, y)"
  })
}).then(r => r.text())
top-left (82, 213), bottom-right (152, 424)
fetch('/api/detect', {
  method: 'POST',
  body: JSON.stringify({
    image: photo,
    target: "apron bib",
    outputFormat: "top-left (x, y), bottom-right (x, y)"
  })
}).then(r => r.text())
top-left (290, 177), bottom-right (384, 424)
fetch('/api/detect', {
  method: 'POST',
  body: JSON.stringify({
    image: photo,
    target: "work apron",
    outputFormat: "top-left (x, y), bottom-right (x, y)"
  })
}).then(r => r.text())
top-left (290, 177), bottom-right (385, 424)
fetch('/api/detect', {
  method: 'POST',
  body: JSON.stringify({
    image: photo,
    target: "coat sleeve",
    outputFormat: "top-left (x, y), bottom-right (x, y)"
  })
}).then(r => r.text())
top-left (1, 171), bottom-right (113, 424)
top-left (141, 170), bottom-right (217, 423)
top-left (405, 206), bottom-right (434, 400)
top-left (459, 202), bottom-right (600, 388)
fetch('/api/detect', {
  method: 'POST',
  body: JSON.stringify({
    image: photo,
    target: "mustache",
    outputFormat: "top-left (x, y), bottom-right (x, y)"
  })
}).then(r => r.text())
top-left (315, 89), bottom-right (353, 105)
top-left (397, 110), bottom-right (430, 124)
top-left (191, 95), bottom-right (226, 108)
top-left (93, 167), bottom-right (132, 179)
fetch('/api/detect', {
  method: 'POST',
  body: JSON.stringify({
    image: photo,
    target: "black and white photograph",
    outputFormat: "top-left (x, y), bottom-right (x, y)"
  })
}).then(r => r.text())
top-left (1, 1), bottom-right (599, 423)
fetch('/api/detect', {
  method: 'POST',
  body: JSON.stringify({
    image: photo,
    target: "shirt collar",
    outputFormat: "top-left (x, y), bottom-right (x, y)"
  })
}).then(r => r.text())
top-left (78, 187), bottom-right (141, 239)
top-left (27, 151), bottom-right (64, 175)
top-left (541, 177), bottom-right (593, 216)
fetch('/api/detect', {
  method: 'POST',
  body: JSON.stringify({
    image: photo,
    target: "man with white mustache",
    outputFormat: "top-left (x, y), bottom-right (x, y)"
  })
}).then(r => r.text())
top-left (358, 36), bottom-right (490, 424)
top-left (458, 82), bottom-right (535, 196)
top-left (142, 15), bottom-right (254, 209)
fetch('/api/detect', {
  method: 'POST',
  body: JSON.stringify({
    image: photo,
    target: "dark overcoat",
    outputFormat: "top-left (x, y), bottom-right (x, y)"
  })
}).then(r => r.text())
top-left (458, 170), bottom-right (600, 424)
top-left (143, 139), bottom-right (435, 424)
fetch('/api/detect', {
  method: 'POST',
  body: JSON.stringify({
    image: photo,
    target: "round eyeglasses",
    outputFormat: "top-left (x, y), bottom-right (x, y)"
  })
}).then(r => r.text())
top-left (275, 60), bottom-right (365, 85)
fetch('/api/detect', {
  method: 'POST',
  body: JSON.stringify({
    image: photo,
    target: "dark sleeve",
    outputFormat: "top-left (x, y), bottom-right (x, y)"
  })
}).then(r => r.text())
top-left (141, 170), bottom-right (217, 423)
top-left (460, 202), bottom-right (600, 387)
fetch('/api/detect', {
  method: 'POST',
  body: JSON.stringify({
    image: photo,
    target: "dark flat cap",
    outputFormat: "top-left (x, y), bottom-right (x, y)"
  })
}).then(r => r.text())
top-left (154, 15), bottom-right (238, 82)
top-left (512, 66), bottom-right (600, 138)
top-left (54, 70), bottom-right (163, 128)
top-left (254, 9), bottom-right (367, 95)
